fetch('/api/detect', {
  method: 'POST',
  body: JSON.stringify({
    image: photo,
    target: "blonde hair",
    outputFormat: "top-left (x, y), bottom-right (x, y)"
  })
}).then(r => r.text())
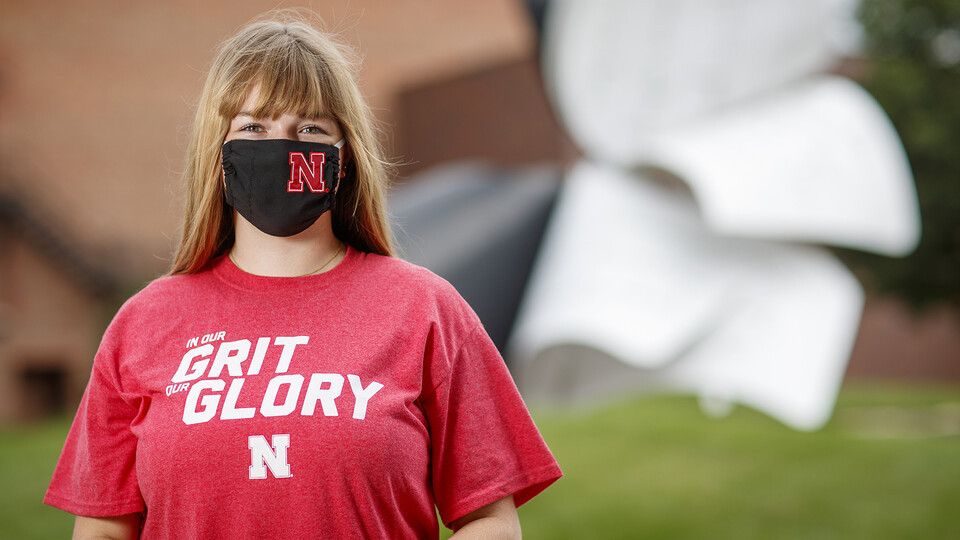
top-left (169, 13), bottom-right (394, 274)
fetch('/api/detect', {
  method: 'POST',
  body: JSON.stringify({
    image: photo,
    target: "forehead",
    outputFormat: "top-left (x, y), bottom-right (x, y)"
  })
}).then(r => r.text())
top-left (221, 69), bottom-right (330, 122)
top-left (232, 89), bottom-right (328, 121)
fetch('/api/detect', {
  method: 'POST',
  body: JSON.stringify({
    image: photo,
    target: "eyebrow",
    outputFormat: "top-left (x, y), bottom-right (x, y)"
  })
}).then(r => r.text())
top-left (234, 111), bottom-right (337, 123)
top-left (234, 111), bottom-right (333, 122)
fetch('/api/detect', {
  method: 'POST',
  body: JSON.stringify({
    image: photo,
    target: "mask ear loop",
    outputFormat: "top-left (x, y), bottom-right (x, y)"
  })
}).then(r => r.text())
top-left (335, 138), bottom-right (347, 179)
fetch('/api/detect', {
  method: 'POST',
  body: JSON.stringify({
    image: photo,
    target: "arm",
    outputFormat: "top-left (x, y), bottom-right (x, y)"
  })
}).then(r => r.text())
top-left (449, 495), bottom-right (521, 539)
top-left (73, 513), bottom-right (141, 540)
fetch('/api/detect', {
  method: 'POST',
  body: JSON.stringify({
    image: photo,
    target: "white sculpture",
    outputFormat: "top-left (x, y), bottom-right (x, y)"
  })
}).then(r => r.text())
top-left (509, 0), bottom-right (921, 430)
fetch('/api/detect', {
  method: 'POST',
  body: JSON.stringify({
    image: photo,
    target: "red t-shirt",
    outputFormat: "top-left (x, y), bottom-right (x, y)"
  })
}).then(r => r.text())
top-left (45, 248), bottom-right (561, 539)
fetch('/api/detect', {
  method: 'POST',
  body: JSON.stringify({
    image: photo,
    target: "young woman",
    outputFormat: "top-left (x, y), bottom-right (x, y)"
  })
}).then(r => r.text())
top-left (45, 14), bottom-right (561, 539)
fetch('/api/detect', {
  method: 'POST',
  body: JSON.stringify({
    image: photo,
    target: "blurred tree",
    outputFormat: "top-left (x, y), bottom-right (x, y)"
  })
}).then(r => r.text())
top-left (838, 0), bottom-right (960, 309)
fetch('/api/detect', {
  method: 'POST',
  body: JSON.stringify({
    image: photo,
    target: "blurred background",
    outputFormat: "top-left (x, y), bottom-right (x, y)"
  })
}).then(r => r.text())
top-left (1, 0), bottom-right (958, 538)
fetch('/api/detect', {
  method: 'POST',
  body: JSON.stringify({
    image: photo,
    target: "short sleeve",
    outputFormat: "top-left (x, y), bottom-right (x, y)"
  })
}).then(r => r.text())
top-left (44, 346), bottom-right (145, 517)
top-left (422, 324), bottom-right (562, 526)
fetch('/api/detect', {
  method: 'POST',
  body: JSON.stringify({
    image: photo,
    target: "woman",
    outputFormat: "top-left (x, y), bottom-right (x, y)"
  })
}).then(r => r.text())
top-left (45, 14), bottom-right (561, 539)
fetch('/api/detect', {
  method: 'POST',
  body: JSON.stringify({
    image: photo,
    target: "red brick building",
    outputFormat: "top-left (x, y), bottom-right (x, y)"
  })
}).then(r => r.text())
top-left (0, 0), bottom-right (540, 421)
top-left (0, 0), bottom-right (956, 422)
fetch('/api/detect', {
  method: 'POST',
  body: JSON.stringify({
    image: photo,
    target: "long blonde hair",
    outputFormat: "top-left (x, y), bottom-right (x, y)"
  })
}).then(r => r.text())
top-left (169, 13), bottom-right (394, 275)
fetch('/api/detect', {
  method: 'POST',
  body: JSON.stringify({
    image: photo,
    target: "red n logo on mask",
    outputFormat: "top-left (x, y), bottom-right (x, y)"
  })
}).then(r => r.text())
top-left (288, 152), bottom-right (328, 193)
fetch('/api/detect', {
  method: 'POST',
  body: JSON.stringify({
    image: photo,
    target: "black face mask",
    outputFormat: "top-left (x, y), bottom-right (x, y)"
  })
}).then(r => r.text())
top-left (222, 138), bottom-right (342, 237)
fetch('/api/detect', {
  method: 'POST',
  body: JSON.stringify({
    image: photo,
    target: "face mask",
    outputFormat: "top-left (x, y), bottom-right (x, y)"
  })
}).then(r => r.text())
top-left (222, 138), bottom-right (343, 237)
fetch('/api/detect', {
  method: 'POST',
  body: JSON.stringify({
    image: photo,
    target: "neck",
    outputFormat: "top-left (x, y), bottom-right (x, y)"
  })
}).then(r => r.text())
top-left (230, 211), bottom-right (344, 277)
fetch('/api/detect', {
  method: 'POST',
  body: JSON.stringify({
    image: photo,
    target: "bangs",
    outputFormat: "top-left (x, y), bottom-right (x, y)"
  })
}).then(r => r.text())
top-left (218, 34), bottom-right (334, 121)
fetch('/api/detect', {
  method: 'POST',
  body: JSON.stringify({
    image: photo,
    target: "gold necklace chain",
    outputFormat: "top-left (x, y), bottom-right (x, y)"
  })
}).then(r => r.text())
top-left (229, 242), bottom-right (343, 277)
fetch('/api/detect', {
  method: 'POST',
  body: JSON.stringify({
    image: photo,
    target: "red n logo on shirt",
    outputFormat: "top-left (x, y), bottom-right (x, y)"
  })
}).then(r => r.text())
top-left (249, 434), bottom-right (292, 479)
top-left (288, 152), bottom-right (327, 193)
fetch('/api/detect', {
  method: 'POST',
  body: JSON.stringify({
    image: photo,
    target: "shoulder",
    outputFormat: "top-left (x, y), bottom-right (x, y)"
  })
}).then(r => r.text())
top-left (354, 252), bottom-right (460, 298)
top-left (351, 251), bottom-right (478, 324)
top-left (121, 271), bottom-right (210, 311)
top-left (354, 251), bottom-right (441, 282)
top-left (105, 270), bottom-right (215, 338)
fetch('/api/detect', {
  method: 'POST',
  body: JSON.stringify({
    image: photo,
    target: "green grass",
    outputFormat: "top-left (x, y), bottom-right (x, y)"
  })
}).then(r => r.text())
top-left (4, 383), bottom-right (959, 539)
top-left (513, 383), bottom-right (960, 540)
top-left (0, 417), bottom-right (75, 539)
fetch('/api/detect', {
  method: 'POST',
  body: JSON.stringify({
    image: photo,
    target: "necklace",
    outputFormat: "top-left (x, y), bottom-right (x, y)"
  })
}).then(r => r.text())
top-left (229, 242), bottom-right (343, 277)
